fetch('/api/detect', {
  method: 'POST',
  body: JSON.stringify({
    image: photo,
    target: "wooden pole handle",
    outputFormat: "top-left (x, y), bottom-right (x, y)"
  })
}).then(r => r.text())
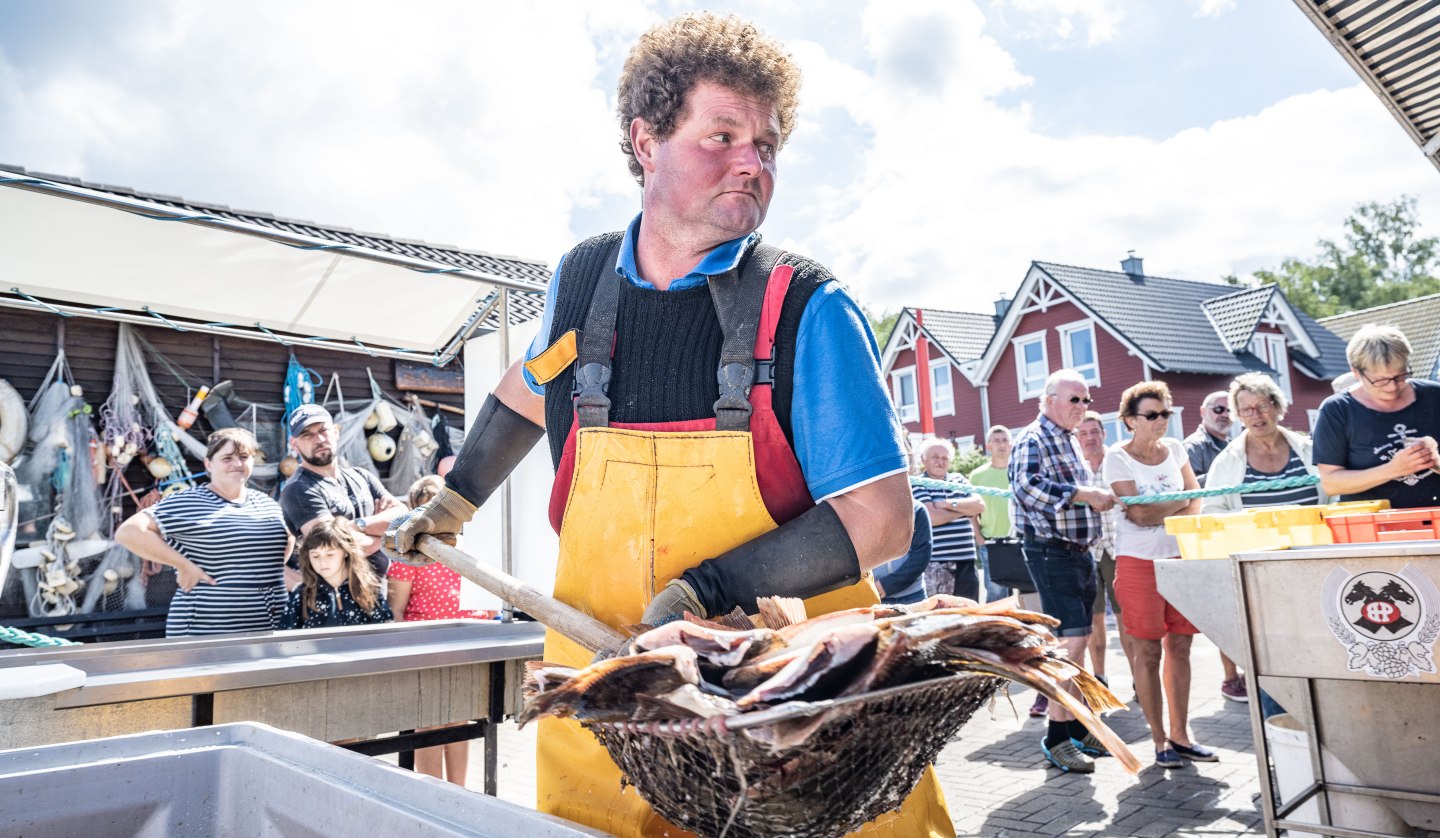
top-left (416, 535), bottom-right (626, 655)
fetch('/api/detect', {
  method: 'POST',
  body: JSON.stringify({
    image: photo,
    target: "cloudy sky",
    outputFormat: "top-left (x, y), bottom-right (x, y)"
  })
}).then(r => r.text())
top-left (2, 0), bottom-right (1436, 318)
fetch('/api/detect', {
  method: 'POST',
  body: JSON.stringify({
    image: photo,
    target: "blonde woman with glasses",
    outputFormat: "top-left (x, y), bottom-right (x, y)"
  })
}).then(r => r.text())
top-left (1314, 325), bottom-right (1440, 508)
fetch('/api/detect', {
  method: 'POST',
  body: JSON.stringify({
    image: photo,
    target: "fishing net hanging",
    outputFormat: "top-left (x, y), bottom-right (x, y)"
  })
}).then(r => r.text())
top-left (382, 399), bottom-right (438, 497)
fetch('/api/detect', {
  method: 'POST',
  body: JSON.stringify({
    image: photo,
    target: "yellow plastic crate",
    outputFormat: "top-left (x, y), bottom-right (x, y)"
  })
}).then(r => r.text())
top-left (1319, 499), bottom-right (1390, 518)
top-left (1164, 505), bottom-right (1330, 560)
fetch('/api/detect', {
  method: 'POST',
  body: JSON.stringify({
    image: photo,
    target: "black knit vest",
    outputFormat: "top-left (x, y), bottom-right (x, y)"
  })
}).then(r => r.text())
top-left (541, 231), bottom-right (829, 468)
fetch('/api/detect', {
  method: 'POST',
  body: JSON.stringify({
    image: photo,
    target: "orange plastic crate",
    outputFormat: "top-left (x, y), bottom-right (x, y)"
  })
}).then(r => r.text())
top-left (1325, 507), bottom-right (1440, 543)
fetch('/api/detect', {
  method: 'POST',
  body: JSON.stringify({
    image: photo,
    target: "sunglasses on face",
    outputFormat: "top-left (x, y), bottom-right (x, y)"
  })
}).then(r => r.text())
top-left (1133, 409), bottom-right (1173, 421)
top-left (1209, 405), bottom-right (1230, 415)
top-left (1056, 395), bottom-right (1092, 404)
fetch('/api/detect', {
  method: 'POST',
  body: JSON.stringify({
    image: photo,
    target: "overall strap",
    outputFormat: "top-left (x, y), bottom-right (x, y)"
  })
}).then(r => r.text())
top-left (708, 242), bottom-right (783, 431)
top-left (573, 258), bottom-right (624, 429)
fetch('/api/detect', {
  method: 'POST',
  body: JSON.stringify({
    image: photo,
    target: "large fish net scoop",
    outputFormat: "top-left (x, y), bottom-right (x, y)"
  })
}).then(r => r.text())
top-left (589, 672), bottom-right (1004, 838)
top-left (413, 536), bottom-right (1130, 838)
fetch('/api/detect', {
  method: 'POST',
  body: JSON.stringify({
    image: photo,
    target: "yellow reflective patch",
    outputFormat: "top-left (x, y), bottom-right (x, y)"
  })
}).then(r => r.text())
top-left (523, 329), bottom-right (578, 385)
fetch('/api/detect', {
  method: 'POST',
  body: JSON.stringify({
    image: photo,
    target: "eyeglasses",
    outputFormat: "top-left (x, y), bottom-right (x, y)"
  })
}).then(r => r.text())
top-left (1133, 409), bottom-right (1173, 422)
top-left (1209, 405), bottom-right (1230, 415)
top-left (1236, 402), bottom-right (1274, 418)
top-left (1359, 368), bottom-right (1410, 388)
top-left (1050, 394), bottom-right (1093, 404)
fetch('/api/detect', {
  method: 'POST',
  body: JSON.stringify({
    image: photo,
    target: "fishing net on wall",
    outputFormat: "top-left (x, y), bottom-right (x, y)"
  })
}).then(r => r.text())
top-left (383, 400), bottom-right (439, 497)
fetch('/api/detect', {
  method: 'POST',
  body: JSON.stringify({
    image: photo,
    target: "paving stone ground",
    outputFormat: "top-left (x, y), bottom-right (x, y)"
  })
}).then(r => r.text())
top-left (465, 624), bottom-right (1266, 837)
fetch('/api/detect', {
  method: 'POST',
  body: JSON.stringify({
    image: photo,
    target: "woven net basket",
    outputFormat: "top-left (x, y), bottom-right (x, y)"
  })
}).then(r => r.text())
top-left (586, 672), bottom-right (1005, 838)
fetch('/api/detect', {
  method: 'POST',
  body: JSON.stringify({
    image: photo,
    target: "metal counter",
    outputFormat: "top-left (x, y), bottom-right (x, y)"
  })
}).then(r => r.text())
top-left (1160, 542), bottom-right (1440, 837)
top-left (0, 619), bottom-right (545, 793)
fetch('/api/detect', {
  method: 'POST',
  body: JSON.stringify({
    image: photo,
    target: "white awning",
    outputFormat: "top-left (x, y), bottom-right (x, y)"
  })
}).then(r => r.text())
top-left (0, 171), bottom-right (549, 360)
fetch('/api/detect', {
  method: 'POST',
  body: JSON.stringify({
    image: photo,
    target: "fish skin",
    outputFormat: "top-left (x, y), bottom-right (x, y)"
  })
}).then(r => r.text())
top-left (737, 623), bottom-right (881, 708)
top-left (519, 645), bottom-right (701, 726)
top-left (630, 620), bottom-right (784, 667)
top-left (634, 683), bottom-right (740, 720)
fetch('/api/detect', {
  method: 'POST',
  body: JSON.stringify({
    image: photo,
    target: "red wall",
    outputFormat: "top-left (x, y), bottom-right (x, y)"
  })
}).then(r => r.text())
top-left (893, 344), bottom-right (984, 443)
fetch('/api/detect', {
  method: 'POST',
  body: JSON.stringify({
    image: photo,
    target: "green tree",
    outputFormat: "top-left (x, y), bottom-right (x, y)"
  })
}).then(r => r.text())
top-left (865, 306), bottom-right (900, 347)
top-left (1244, 197), bottom-right (1440, 318)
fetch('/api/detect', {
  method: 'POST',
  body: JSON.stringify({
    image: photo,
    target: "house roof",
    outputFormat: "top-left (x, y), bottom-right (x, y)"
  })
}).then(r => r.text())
top-left (914, 308), bottom-right (996, 362)
top-left (1320, 292), bottom-right (1440, 378)
top-left (1201, 285), bottom-right (1275, 352)
top-left (0, 165), bottom-right (550, 359)
top-left (1293, 0), bottom-right (1440, 173)
top-left (1028, 261), bottom-right (1351, 378)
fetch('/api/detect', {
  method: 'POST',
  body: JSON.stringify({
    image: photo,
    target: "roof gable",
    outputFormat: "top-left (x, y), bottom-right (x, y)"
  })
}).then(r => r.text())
top-left (1201, 285), bottom-right (1274, 351)
top-left (879, 307), bottom-right (996, 384)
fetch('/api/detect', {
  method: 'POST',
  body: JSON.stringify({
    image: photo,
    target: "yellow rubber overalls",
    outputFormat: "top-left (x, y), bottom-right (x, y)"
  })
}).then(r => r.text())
top-left (524, 252), bottom-right (953, 838)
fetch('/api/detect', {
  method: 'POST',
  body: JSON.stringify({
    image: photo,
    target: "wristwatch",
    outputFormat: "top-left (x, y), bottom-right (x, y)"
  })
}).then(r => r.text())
top-left (948, 499), bottom-right (959, 509)
top-left (353, 516), bottom-right (369, 531)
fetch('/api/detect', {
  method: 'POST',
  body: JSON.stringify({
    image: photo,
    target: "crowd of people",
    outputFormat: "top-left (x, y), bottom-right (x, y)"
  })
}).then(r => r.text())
top-left (896, 324), bottom-right (1439, 776)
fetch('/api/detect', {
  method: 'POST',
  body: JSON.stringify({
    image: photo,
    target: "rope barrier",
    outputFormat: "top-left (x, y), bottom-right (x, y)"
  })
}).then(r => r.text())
top-left (0, 625), bottom-right (79, 647)
top-left (908, 473), bottom-right (1321, 505)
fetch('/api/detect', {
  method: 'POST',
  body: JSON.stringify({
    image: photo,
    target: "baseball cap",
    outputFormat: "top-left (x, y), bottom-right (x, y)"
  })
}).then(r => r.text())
top-left (287, 404), bottom-right (334, 437)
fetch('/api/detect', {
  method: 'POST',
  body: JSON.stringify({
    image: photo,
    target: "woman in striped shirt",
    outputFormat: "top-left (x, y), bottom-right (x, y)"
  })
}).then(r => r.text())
top-left (1201, 373), bottom-right (1331, 513)
top-left (117, 428), bottom-right (292, 637)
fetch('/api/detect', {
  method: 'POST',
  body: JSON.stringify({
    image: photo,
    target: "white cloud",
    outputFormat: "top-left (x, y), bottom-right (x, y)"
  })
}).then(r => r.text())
top-left (1191, 0), bottom-right (1237, 19)
top-left (985, 0), bottom-right (1129, 46)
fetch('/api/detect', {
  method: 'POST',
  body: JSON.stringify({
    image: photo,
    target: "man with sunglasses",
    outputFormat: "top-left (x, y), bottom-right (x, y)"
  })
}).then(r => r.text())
top-left (1183, 391), bottom-right (1233, 486)
top-left (1009, 369), bottom-right (1119, 774)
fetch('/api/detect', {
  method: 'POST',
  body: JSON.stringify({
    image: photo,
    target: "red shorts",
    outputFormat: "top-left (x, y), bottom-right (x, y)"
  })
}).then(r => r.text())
top-left (1114, 555), bottom-right (1198, 640)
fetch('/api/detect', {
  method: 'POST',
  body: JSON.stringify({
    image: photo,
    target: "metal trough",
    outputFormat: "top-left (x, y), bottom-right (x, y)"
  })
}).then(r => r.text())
top-left (1157, 543), bottom-right (1440, 837)
top-left (0, 722), bottom-right (605, 837)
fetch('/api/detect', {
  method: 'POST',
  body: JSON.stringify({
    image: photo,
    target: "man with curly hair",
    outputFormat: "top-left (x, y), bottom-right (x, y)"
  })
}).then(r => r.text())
top-left (387, 12), bottom-right (950, 835)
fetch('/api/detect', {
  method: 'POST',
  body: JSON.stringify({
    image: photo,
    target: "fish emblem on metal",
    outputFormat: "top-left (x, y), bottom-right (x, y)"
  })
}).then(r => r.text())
top-left (1322, 565), bottom-right (1439, 679)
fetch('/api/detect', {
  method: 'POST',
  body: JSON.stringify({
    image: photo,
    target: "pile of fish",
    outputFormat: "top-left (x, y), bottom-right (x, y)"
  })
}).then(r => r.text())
top-left (522, 594), bottom-right (1141, 773)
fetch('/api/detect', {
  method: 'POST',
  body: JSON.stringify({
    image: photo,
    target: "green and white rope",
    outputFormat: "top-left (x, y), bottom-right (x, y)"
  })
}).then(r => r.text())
top-left (0, 625), bottom-right (79, 647)
top-left (909, 473), bottom-right (1321, 505)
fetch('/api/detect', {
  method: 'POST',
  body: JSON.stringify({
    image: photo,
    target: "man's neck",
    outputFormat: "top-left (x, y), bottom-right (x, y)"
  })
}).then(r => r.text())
top-left (634, 212), bottom-right (733, 290)
top-left (1085, 452), bottom-right (1103, 472)
top-left (990, 455), bottom-right (1009, 469)
top-left (301, 461), bottom-right (339, 480)
top-left (1207, 428), bottom-right (1228, 444)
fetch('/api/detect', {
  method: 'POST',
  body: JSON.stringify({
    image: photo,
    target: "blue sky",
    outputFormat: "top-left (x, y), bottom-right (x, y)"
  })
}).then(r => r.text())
top-left (1, 0), bottom-right (1435, 316)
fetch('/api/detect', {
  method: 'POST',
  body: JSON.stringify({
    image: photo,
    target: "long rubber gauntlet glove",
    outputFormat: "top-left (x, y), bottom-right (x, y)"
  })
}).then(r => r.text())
top-left (384, 394), bottom-right (543, 562)
top-left (643, 501), bottom-right (862, 624)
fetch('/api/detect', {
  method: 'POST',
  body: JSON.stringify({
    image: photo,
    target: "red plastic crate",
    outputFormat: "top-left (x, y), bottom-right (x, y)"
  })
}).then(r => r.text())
top-left (1325, 507), bottom-right (1440, 543)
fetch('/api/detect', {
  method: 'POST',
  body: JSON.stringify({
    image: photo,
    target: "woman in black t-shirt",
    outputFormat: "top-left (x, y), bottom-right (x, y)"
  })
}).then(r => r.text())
top-left (1314, 325), bottom-right (1440, 509)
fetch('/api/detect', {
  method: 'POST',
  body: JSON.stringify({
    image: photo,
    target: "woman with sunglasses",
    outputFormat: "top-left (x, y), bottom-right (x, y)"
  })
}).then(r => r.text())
top-left (1314, 325), bottom-right (1440, 508)
top-left (1201, 373), bottom-right (1330, 513)
top-left (1102, 380), bottom-right (1212, 769)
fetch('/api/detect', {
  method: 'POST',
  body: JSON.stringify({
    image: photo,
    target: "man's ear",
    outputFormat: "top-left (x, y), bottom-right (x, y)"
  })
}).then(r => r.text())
top-left (630, 117), bottom-right (659, 176)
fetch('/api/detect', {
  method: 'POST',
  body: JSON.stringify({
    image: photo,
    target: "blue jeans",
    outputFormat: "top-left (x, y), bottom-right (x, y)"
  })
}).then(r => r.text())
top-left (1021, 538), bottom-right (1097, 637)
top-left (976, 544), bottom-right (1011, 602)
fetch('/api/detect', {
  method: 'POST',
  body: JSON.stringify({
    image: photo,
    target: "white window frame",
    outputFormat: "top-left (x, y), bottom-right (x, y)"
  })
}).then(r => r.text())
top-left (1058, 320), bottom-right (1101, 387)
top-left (954, 435), bottom-right (976, 455)
top-left (891, 365), bottom-right (918, 423)
top-left (929, 359), bottom-right (955, 417)
top-left (1306, 408), bottom-right (1319, 432)
top-left (1250, 332), bottom-right (1293, 403)
top-left (1101, 411), bottom-right (1128, 446)
top-left (1166, 405), bottom-right (1185, 440)
top-left (1012, 330), bottom-right (1049, 401)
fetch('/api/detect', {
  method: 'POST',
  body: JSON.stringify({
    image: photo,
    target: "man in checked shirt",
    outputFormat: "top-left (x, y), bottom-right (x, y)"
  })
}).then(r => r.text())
top-left (1008, 369), bottom-right (1121, 774)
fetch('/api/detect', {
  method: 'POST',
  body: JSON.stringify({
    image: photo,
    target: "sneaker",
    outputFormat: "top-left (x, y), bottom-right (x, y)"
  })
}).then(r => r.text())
top-left (1029, 694), bottom-right (1049, 718)
top-left (1095, 673), bottom-right (1109, 688)
top-left (1169, 740), bottom-right (1218, 762)
top-left (1221, 677), bottom-right (1249, 702)
top-left (1041, 738), bottom-right (1096, 773)
top-left (1071, 732), bottom-right (1109, 757)
top-left (1155, 748), bottom-right (1184, 769)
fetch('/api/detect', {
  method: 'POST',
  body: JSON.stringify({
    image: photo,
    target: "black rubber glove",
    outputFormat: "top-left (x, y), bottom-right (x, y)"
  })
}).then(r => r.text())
top-left (677, 501), bottom-right (862, 618)
top-left (383, 394), bottom-right (542, 563)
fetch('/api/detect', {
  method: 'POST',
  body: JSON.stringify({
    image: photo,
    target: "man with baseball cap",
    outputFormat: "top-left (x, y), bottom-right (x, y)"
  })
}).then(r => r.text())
top-left (279, 404), bottom-right (405, 577)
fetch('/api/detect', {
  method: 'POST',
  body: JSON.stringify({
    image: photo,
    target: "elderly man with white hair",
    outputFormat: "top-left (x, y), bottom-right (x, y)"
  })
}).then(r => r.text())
top-left (912, 436), bottom-right (986, 601)
top-left (1009, 368), bottom-right (1119, 774)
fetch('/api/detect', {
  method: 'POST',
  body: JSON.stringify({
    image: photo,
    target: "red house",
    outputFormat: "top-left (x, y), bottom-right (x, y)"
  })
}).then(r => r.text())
top-left (881, 255), bottom-right (1350, 446)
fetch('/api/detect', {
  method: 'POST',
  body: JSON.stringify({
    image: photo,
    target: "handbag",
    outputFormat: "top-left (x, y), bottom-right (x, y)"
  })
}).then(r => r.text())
top-left (985, 538), bottom-right (1035, 594)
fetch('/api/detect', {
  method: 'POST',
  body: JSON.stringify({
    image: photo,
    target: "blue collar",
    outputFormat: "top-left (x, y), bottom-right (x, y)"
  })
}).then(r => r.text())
top-left (614, 212), bottom-right (756, 291)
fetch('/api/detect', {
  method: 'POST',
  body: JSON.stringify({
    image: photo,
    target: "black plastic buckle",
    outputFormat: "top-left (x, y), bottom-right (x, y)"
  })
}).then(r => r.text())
top-left (754, 358), bottom-right (775, 386)
top-left (573, 362), bottom-right (612, 426)
top-left (714, 362), bottom-right (755, 428)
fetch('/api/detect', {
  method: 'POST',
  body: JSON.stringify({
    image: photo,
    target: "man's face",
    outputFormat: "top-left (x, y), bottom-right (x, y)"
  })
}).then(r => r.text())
top-left (1043, 380), bottom-right (1092, 431)
top-left (291, 422), bottom-right (338, 467)
top-left (921, 446), bottom-right (951, 477)
top-left (1075, 420), bottom-right (1106, 459)
top-left (986, 430), bottom-right (1011, 459)
top-left (636, 81), bottom-right (779, 246)
top-left (1201, 394), bottom-right (1233, 437)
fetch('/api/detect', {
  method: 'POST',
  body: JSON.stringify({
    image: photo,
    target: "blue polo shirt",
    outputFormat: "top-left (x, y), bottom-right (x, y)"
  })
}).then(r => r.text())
top-left (523, 213), bottom-right (906, 502)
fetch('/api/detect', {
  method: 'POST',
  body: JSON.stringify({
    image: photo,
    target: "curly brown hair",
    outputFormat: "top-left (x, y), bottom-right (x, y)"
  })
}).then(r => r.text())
top-left (616, 12), bottom-right (801, 185)
top-left (1117, 380), bottom-right (1171, 423)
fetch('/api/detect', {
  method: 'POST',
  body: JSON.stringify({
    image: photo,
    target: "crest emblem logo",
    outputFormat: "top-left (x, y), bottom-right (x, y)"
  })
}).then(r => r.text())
top-left (1323, 565), bottom-right (1439, 679)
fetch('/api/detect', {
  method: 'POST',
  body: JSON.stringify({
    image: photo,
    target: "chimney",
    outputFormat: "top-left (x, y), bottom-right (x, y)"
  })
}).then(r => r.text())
top-left (993, 294), bottom-right (1011, 324)
top-left (1121, 250), bottom-right (1144, 278)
